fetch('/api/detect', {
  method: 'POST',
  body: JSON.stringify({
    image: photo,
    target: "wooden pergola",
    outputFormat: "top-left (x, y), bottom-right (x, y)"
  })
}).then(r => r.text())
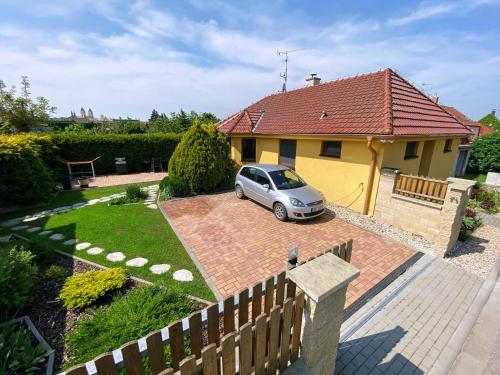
top-left (64, 156), bottom-right (101, 179)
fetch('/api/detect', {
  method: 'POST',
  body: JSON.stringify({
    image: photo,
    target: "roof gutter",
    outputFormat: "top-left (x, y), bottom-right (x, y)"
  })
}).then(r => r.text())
top-left (363, 136), bottom-right (378, 215)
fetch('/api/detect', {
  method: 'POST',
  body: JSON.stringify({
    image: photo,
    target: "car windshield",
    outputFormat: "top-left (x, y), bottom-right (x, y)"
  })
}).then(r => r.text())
top-left (268, 169), bottom-right (306, 190)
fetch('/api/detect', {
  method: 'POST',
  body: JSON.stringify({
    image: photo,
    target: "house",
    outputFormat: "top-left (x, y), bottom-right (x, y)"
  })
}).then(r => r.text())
top-left (441, 104), bottom-right (494, 138)
top-left (218, 68), bottom-right (472, 215)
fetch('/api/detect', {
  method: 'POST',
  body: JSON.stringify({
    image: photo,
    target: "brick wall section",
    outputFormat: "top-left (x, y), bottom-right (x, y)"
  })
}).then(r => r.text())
top-left (374, 169), bottom-right (475, 256)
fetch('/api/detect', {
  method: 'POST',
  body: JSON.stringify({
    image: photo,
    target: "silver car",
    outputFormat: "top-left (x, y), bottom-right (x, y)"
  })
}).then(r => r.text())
top-left (234, 164), bottom-right (325, 221)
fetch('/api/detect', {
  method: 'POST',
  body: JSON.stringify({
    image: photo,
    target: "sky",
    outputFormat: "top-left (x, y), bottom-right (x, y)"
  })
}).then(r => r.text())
top-left (0, 0), bottom-right (499, 121)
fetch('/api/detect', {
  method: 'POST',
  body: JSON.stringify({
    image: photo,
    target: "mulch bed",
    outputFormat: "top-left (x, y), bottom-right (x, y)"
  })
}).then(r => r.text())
top-left (18, 255), bottom-right (138, 370)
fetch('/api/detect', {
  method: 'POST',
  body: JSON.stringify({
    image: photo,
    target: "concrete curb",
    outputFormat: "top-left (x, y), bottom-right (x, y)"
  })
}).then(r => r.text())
top-left (157, 196), bottom-right (224, 301)
top-left (429, 253), bottom-right (500, 375)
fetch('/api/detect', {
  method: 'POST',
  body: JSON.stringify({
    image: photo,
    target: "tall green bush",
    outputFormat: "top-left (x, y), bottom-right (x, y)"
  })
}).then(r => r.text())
top-left (51, 133), bottom-right (182, 174)
top-left (0, 134), bottom-right (56, 205)
top-left (0, 244), bottom-right (38, 314)
top-left (168, 121), bottom-right (236, 193)
top-left (467, 132), bottom-right (500, 173)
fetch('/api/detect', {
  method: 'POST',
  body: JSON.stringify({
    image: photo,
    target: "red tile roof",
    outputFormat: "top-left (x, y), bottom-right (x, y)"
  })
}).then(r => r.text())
top-left (441, 105), bottom-right (494, 136)
top-left (218, 68), bottom-right (472, 137)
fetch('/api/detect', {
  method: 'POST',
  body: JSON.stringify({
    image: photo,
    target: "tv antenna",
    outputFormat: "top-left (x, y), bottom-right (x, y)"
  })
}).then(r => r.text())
top-left (277, 49), bottom-right (305, 92)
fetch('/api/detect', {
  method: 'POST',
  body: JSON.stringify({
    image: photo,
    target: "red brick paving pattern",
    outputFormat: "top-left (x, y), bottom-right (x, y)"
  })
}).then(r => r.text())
top-left (162, 192), bottom-right (416, 307)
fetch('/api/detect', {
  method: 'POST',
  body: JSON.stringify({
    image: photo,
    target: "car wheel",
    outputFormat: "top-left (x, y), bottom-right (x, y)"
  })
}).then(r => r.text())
top-left (235, 185), bottom-right (245, 199)
top-left (274, 202), bottom-right (288, 221)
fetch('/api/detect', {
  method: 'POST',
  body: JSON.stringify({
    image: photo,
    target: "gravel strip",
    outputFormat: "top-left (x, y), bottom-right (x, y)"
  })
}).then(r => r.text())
top-left (446, 224), bottom-right (500, 278)
top-left (326, 204), bottom-right (435, 253)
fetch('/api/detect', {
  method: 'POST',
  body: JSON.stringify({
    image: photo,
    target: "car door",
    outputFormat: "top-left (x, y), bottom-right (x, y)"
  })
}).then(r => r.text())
top-left (253, 169), bottom-right (274, 208)
top-left (240, 167), bottom-right (258, 200)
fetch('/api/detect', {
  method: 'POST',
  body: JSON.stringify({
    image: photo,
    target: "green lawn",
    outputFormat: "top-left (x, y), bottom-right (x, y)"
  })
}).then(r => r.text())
top-left (0, 183), bottom-right (215, 301)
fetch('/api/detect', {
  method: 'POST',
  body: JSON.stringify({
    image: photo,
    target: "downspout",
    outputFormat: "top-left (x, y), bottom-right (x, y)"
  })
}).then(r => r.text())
top-left (363, 136), bottom-right (378, 215)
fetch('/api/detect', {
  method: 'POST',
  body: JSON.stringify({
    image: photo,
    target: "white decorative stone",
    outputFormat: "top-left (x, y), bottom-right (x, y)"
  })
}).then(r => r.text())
top-left (55, 206), bottom-right (72, 212)
top-left (63, 239), bottom-right (77, 246)
top-left (26, 226), bottom-right (42, 232)
top-left (107, 252), bottom-right (126, 262)
top-left (87, 247), bottom-right (104, 255)
top-left (173, 269), bottom-right (193, 282)
top-left (75, 242), bottom-right (91, 250)
top-left (38, 230), bottom-right (52, 236)
top-left (99, 197), bottom-right (111, 202)
top-left (12, 225), bottom-right (29, 231)
top-left (72, 202), bottom-right (86, 209)
top-left (87, 199), bottom-right (100, 205)
top-left (126, 257), bottom-right (148, 267)
top-left (147, 204), bottom-right (158, 209)
top-left (150, 264), bottom-right (171, 274)
top-left (49, 233), bottom-right (65, 240)
top-left (23, 216), bottom-right (40, 222)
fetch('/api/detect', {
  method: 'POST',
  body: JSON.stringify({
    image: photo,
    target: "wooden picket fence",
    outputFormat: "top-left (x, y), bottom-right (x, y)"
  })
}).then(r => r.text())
top-left (65, 240), bottom-right (353, 375)
top-left (393, 174), bottom-right (448, 204)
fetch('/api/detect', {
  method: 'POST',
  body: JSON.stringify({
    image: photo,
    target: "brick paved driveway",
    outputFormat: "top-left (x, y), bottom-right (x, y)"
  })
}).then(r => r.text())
top-left (162, 192), bottom-right (417, 307)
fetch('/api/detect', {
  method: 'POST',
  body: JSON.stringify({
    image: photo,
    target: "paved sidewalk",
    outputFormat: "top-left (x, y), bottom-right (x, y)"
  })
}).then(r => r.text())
top-left (335, 256), bottom-right (482, 374)
top-left (161, 192), bottom-right (416, 306)
top-left (72, 172), bottom-right (167, 188)
top-left (478, 212), bottom-right (500, 228)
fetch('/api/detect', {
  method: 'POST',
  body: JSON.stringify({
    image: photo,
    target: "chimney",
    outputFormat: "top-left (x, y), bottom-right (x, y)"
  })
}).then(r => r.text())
top-left (431, 95), bottom-right (439, 104)
top-left (305, 73), bottom-right (321, 87)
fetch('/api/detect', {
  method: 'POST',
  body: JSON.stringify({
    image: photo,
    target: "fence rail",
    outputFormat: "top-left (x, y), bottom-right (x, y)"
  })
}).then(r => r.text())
top-left (64, 240), bottom-right (353, 375)
top-left (394, 174), bottom-right (448, 204)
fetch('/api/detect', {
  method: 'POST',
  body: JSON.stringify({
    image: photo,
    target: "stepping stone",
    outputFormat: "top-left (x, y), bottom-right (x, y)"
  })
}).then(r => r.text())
top-left (26, 226), bottom-right (42, 232)
top-left (49, 233), bottom-right (65, 240)
top-left (12, 225), bottom-right (29, 231)
top-left (150, 264), bottom-right (171, 274)
top-left (57, 208), bottom-right (71, 214)
top-left (107, 252), bottom-right (125, 262)
top-left (54, 206), bottom-right (72, 212)
top-left (126, 257), bottom-right (148, 267)
top-left (23, 216), bottom-right (40, 222)
top-left (87, 247), bottom-right (104, 255)
top-left (72, 202), bottom-right (86, 209)
top-left (147, 204), bottom-right (158, 209)
top-left (99, 197), bottom-right (111, 202)
top-left (75, 242), bottom-right (91, 250)
top-left (173, 269), bottom-right (193, 282)
top-left (87, 199), bottom-right (100, 205)
top-left (63, 239), bottom-right (77, 246)
top-left (1, 219), bottom-right (22, 227)
top-left (39, 230), bottom-right (52, 236)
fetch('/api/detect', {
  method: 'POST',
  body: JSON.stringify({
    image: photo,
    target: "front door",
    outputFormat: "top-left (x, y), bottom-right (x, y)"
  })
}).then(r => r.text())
top-left (418, 140), bottom-right (435, 176)
top-left (279, 140), bottom-right (297, 169)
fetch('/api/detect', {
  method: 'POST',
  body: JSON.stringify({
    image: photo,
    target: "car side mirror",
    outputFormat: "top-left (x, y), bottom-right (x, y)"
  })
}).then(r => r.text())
top-left (262, 183), bottom-right (270, 190)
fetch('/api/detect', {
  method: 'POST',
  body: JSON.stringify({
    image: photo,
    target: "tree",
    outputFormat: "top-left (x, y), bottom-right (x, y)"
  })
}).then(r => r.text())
top-left (149, 109), bottom-right (159, 123)
top-left (198, 112), bottom-right (219, 124)
top-left (168, 121), bottom-right (236, 193)
top-left (479, 113), bottom-right (500, 132)
top-left (146, 117), bottom-right (183, 133)
top-left (467, 132), bottom-right (500, 173)
top-left (0, 76), bottom-right (56, 134)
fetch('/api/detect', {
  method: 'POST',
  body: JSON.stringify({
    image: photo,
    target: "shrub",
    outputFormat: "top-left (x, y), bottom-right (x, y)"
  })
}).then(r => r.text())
top-left (0, 245), bottom-right (38, 313)
top-left (168, 121), bottom-right (236, 194)
top-left (467, 132), bottom-right (500, 174)
top-left (0, 323), bottom-right (47, 374)
top-left (159, 175), bottom-right (189, 199)
top-left (45, 265), bottom-right (66, 280)
top-left (481, 199), bottom-right (496, 212)
top-left (59, 268), bottom-right (128, 309)
top-left (66, 285), bottom-right (194, 368)
top-left (0, 134), bottom-right (56, 205)
top-left (126, 184), bottom-right (147, 200)
top-left (50, 133), bottom-right (182, 175)
top-left (465, 207), bottom-right (476, 218)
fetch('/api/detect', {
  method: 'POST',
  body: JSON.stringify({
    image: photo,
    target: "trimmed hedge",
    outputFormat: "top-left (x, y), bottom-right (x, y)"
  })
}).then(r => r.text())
top-left (467, 132), bottom-right (500, 173)
top-left (51, 133), bottom-right (182, 175)
top-left (0, 134), bottom-right (56, 205)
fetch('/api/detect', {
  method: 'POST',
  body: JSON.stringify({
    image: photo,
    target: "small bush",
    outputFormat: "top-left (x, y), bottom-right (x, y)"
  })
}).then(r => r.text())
top-left (467, 132), bottom-right (500, 174)
top-left (126, 184), bottom-right (147, 200)
top-left (0, 245), bottom-right (38, 313)
top-left (66, 285), bottom-right (194, 368)
top-left (168, 121), bottom-right (236, 194)
top-left (0, 323), bottom-right (47, 374)
top-left (159, 176), bottom-right (189, 199)
top-left (465, 207), bottom-right (476, 218)
top-left (481, 199), bottom-right (496, 211)
top-left (45, 265), bottom-right (66, 280)
top-left (59, 268), bottom-right (128, 309)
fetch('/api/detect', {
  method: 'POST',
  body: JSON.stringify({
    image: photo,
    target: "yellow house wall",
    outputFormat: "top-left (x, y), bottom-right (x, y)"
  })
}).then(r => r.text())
top-left (228, 135), bottom-right (383, 214)
top-left (381, 137), bottom-right (462, 180)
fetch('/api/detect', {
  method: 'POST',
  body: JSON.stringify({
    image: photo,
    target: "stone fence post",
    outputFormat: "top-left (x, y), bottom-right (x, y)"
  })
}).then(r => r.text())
top-left (435, 177), bottom-right (475, 255)
top-left (288, 253), bottom-right (359, 375)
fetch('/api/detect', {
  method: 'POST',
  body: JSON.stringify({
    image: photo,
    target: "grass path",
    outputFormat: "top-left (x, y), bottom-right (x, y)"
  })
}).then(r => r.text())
top-left (1, 183), bottom-right (215, 301)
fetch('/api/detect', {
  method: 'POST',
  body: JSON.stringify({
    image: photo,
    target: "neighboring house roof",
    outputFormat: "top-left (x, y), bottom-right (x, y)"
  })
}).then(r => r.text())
top-left (441, 105), bottom-right (494, 136)
top-left (218, 68), bottom-right (472, 137)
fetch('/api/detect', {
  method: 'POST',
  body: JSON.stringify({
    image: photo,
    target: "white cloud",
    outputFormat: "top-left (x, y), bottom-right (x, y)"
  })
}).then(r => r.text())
top-left (387, 3), bottom-right (456, 26)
